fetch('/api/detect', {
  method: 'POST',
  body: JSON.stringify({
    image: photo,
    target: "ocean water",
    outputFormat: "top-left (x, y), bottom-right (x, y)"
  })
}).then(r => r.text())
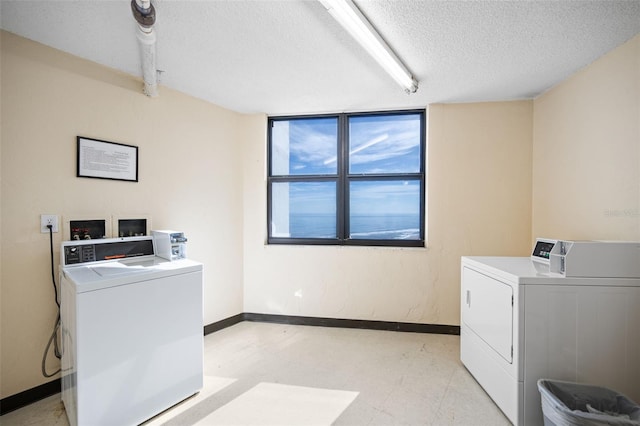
top-left (288, 214), bottom-right (420, 240)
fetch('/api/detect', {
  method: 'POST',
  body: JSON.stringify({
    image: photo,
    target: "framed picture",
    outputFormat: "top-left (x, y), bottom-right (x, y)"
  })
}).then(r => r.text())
top-left (77, 136), bottom-right (138, 182)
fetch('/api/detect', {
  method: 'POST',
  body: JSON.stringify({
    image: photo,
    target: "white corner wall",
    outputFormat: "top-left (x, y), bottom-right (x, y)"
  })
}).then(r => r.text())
top-left (242, 101), bottom-right (533, 326)
top-left (533, 34), bottom-right (640, 240)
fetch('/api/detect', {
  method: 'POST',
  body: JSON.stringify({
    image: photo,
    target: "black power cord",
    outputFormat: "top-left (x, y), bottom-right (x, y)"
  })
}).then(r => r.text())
top-left (42, 224), bottom-right (62, 378)
top-left (47, 225), bottom-right (60, 309)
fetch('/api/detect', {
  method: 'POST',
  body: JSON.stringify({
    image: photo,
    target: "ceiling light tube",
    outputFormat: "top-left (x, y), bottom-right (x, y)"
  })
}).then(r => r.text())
top-left (319, 0), bottom-right (418, 93)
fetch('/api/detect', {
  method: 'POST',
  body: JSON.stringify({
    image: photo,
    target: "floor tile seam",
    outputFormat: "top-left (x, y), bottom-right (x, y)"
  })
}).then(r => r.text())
top-left (426, 364), bottom-right (459, 426)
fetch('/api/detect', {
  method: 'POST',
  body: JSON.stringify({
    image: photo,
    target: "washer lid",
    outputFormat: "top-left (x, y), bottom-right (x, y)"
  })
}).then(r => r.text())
top-left (62, 257), bottom-right (202, 293)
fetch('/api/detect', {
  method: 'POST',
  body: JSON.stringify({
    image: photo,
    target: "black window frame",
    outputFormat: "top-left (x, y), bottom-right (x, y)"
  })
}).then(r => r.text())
top-left (267, 109), bottom-right (425, 247)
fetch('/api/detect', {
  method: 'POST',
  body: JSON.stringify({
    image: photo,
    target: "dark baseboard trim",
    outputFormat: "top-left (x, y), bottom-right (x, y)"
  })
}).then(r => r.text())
top-left (0, 378), bottom-right (60, 416)
top-left (203, 313), bottom-right (460, 336)
top-left (203, 313), bottom-right (244, 335)
top-left (242, 312), bottom-right (460, 335)
top-left (2, 313), bottom-right (458, 416)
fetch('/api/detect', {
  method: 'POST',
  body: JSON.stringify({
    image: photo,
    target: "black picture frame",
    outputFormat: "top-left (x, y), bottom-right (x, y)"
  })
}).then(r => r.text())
top-left (77, 136), bottom-right (138, 182)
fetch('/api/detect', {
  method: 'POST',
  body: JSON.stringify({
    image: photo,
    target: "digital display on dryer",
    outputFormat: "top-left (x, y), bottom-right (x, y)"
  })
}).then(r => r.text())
top-left (532, 241), bottom-right (555, 260)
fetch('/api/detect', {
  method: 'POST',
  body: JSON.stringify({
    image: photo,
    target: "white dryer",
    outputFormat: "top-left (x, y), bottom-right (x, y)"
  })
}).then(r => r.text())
top-left (60, 236), bottom-right (203, 426)
top-left (460, 240), bottom-right (640, 425)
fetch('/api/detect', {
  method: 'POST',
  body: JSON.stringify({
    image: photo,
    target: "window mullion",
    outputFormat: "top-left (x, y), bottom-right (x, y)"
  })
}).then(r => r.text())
top-left (347, 173), bottom-right (423, 181)
top-left (337, 114), bottom-right (348, 241)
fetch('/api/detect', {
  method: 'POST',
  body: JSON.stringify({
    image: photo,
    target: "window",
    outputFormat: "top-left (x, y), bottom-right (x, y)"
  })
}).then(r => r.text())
top-left (267, 110), bottom-right (425, 247)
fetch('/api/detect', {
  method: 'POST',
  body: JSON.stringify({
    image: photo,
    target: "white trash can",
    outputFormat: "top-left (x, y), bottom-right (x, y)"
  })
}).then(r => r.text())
top-left (538, 380), bottom-right (640, 426)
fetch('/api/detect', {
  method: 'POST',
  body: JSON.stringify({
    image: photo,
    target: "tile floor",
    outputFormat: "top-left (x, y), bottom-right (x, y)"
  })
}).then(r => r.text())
top-left (1, 322), bottom-right (510, 425)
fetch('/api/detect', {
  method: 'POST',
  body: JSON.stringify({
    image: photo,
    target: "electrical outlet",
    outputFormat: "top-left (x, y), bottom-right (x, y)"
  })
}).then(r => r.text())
top-left (41, 214), bottom-right (59, 233)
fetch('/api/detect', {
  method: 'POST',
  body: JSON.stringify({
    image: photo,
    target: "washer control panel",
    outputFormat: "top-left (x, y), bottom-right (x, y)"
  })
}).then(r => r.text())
top-left (64, 245), bottom-right (96, 264)
top-left (61, 237), bottom-right (155, 266)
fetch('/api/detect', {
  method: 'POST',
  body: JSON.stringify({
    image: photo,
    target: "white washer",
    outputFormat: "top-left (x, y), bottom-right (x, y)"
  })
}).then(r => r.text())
top-left (60, 236), bottom-right (203, 426)
top-left (461, 252), bottom-right (640, 425)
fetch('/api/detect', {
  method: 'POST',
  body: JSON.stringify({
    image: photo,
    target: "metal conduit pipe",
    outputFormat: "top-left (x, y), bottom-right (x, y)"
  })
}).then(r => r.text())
top-left (131, 0), bottom-right (158, 97)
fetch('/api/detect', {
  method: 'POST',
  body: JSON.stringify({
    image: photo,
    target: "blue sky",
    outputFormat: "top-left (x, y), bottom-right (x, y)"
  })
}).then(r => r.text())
top-left (271, 113), bottom-right (422, 218)
top-left (272, 118), bottom-right (337, 175)
top-left (273, 180), bottom-right (420, 216)
top-left (272, 114), bottom-right (421, 176)
top-left (348, 115), bottom-right (421, 174)
top-left (350, 180), bottom-right (420, 216)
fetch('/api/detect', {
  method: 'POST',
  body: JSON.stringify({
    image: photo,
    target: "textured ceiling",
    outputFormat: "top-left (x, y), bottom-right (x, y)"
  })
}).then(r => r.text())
top-left (2, 0), bottom-right (640, 115)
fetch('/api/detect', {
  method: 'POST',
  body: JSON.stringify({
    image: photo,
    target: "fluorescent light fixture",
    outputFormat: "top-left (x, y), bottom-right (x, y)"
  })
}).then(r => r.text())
top-left (319, 0), bottom-right (418, 93)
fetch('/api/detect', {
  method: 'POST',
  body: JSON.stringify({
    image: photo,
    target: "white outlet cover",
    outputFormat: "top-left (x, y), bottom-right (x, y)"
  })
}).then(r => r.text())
top-left (41, 214), bottom-right (59, 233)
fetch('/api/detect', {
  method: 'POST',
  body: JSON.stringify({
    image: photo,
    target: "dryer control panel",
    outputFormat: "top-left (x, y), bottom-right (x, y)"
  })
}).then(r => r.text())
top-left (531, 238), bottom-right (557, 264)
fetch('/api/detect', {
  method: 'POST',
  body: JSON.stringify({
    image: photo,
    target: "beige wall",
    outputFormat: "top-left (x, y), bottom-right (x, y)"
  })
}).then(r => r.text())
top-left (242, 101), bottom-right (533, 325)
top-left (0, 31), bottom-right (246, 398)
top-left (533, 34), bottom-right (640, 240)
